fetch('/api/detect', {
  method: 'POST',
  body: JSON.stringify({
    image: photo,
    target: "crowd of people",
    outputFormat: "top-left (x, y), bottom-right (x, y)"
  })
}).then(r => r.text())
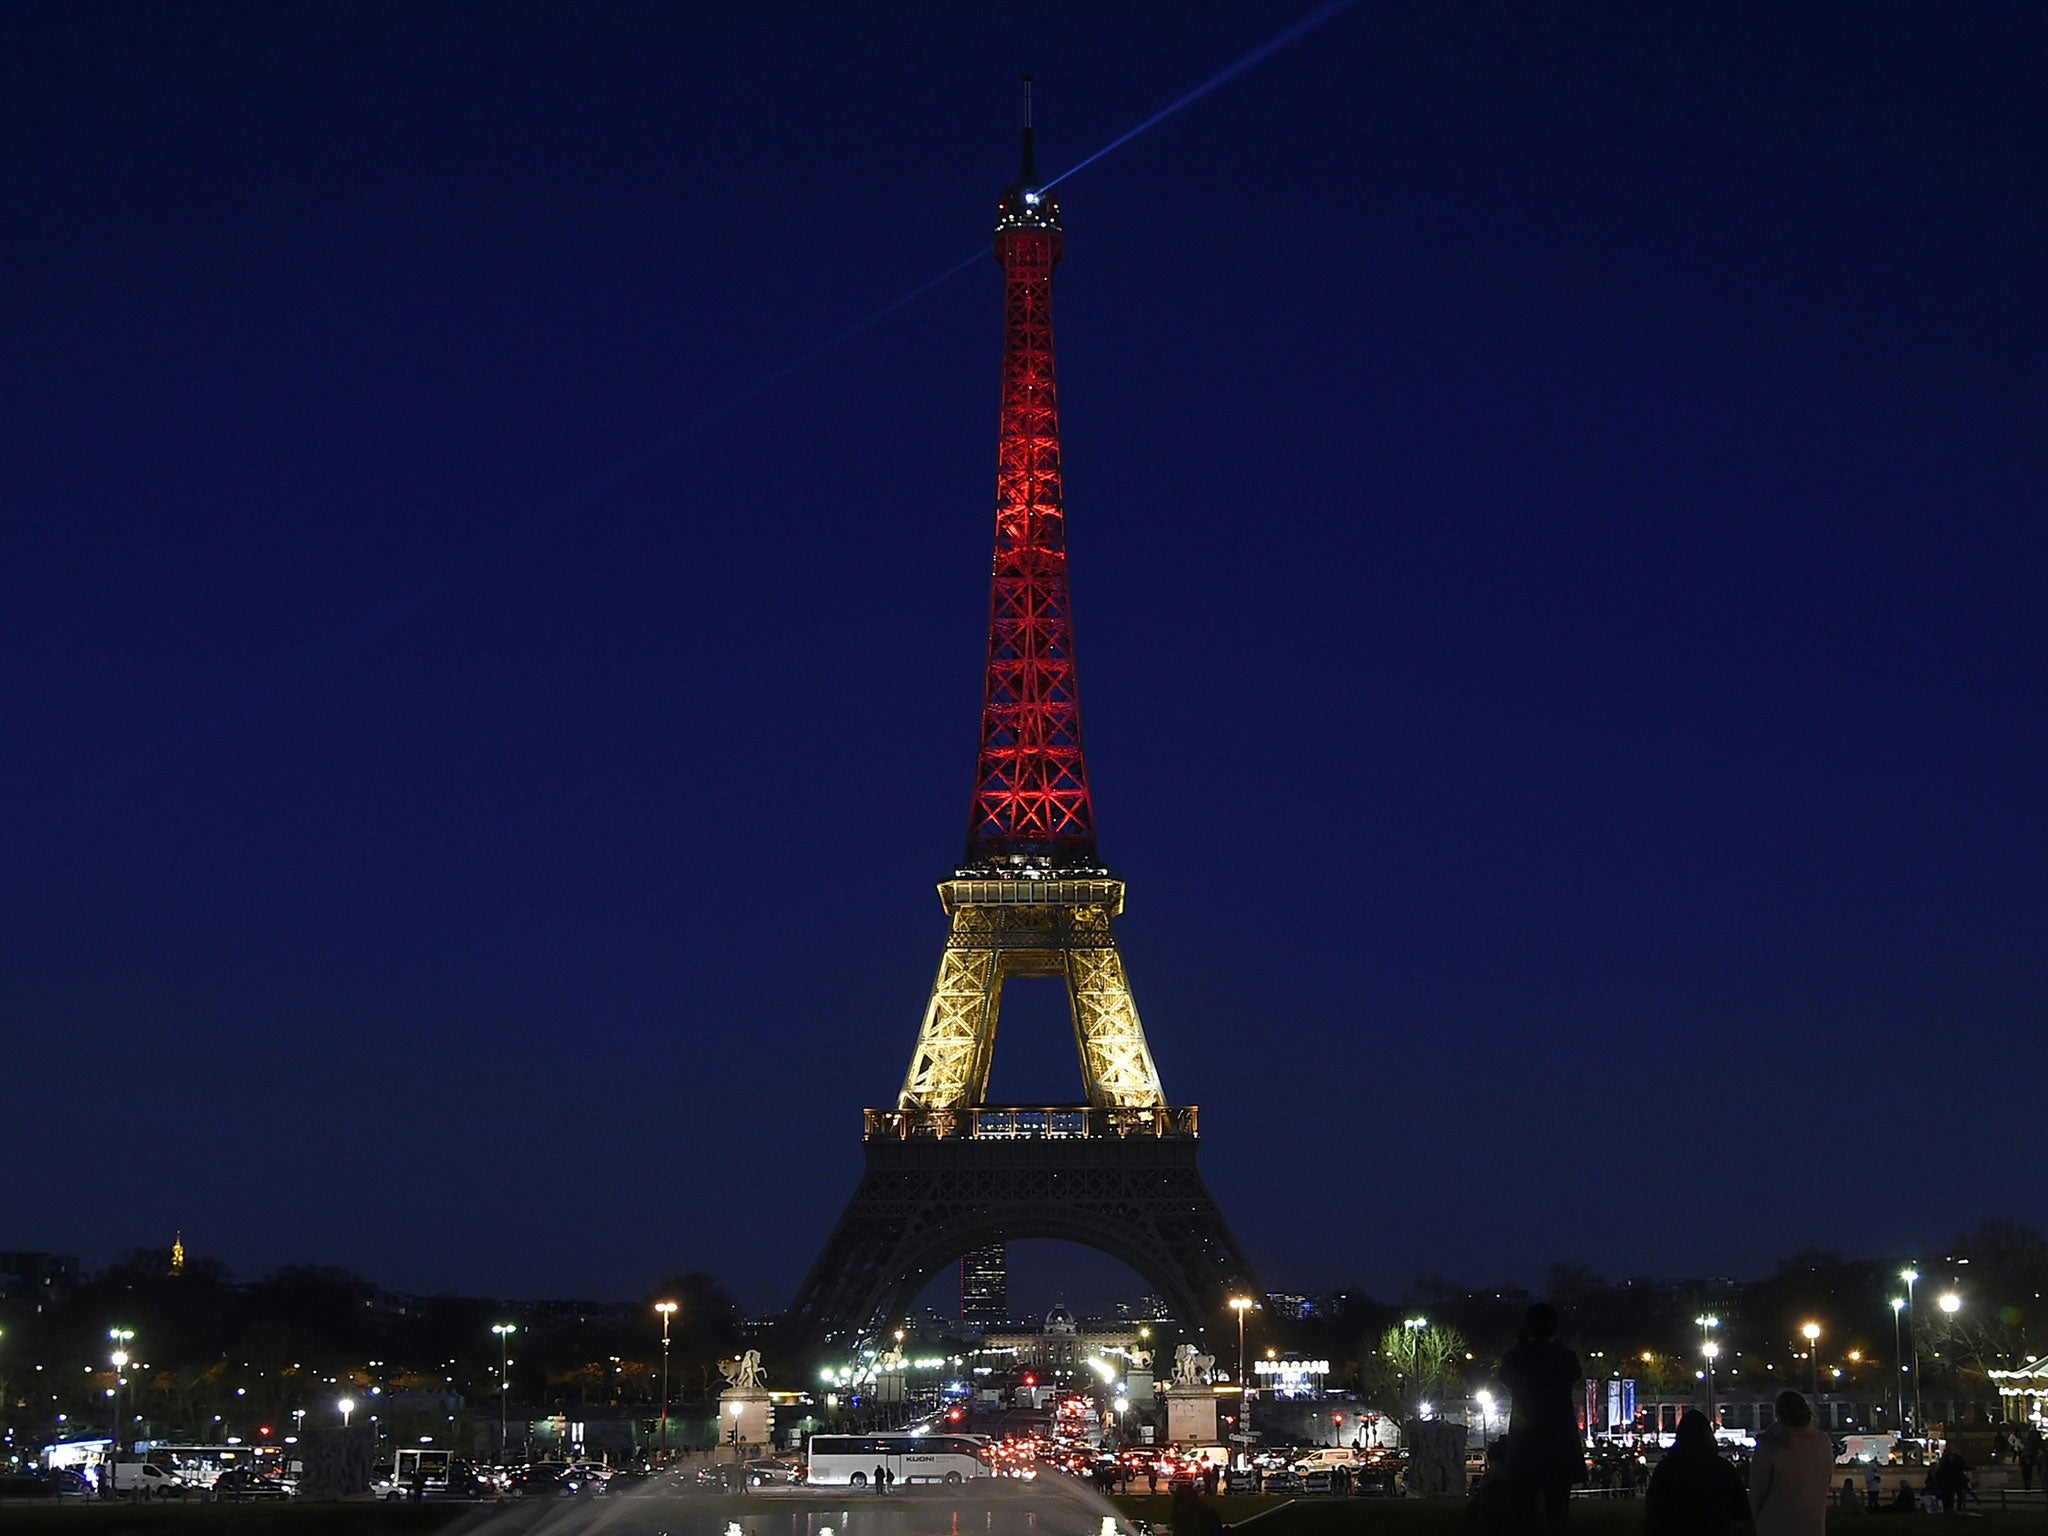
top-left (1473, 1303), bottom-right (2037, 1536)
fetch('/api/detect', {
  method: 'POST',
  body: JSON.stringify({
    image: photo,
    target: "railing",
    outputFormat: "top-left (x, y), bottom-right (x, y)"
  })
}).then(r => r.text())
top-left (864, 1104), bottom-right (1199, 1141)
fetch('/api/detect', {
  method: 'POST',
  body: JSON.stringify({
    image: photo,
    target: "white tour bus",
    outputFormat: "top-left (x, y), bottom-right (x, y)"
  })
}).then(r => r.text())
top-left (806, 1432), bottom-right (992, 1487)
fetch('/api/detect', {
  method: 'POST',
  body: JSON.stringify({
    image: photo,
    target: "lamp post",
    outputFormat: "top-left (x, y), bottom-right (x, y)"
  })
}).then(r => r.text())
top-left (1475, 1389), bottom-right (1494, 1444)
top-left (338, 1396), bottom-right (355, 1429)
top-left (1901, 1269), bottom-right (1921, 1436)
top-left (728, 1397), bottom-right (744, 1474)
top-left (1229, 1297), bottom-right (1253, 1437)
top-left (1935, 1294), bottom-right (1961, 1430)
top-left (1801, 1323), bottom-right (1821, 1406)
top-left (1889, 1299), bottom-right (1906, 1430)
top-left (655, 1302), bottom-right (678, 1460)
top-left (107, 1329), bottom-right (135, 1457)
top-left (492, 1324), bottom-right (516, 1462)
top-left (109, 1349), bottom-right (129, 1456)
top-left (1696, 1316), bottom-right (1719, 1422)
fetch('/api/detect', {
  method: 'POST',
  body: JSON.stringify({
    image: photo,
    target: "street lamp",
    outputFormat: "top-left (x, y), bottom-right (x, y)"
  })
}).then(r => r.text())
top-left (1229, 1296), bottom-right (1253, 1436)
top-left (1889, 1299), bottom-right (1906, 1430)
top-left (109, 1349), bottom-right (129, 1458)
top-left (728, 1397), bottom-right (745, 1472)
top-left (1475, 1388), bottom-right (1494, 1443)
top-left (1938, 1293), bottom-right (1960, 1315)
top-left (1901, 1269), bottom-right (1921, 1435)
top-left (107, 1329), bottom-right (135, 1457)
top-left (1696, 1316), bottom-right (1720, 1421)
top-left (338, 1397), bottom-right (355, 1429)
top-left (1801, 1324), bottom-right (1821, 1404)
top-left (492, 1324), bottom-right (517, 1461)
top-left (655, 1302), bottom-right (678, 1460)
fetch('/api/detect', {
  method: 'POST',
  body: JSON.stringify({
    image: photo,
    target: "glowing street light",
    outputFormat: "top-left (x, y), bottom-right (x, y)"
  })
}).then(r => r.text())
top-left (1938, 1293), bottom-right (1961, 1315)
top-left (107, 1329), bottom-right (135, 1458)
top-left (491, 1324), bottom-right (516, 1460)
top-left (655, 1302), bottom-right (679, 1459)
top-left (338, 1396), bottom-right (355, 1428)
top-left (1801, 1323), bottom-right (1821, 1400)
top-left (1696, 1316), bottom-right (1720, 1420)
top-left (1900, 1270), bottom-right (1922, 1432)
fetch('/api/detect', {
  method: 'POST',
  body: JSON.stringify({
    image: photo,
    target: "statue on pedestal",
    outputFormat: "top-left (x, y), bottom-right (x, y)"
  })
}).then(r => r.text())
top-left (720, 1349), bottom-right (765, 1392)
top-left (1172, 1345), bottom-right (1215, 1385)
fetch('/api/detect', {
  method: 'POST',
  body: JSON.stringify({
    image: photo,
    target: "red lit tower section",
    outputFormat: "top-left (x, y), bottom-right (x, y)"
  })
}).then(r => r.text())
top-left (965, 120), bottom-right (1096, 870)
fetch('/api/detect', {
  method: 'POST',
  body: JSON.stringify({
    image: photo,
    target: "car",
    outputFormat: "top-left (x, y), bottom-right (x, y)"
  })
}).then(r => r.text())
top-left (743, 1459), bottom-right (801, 1487)
top-left (42, 1469), bottom-right (92, 1498)
top-left (212, 1465), bottom-right (292, 1500)
top-left (1292, 1448), bottom-right (1364, 1475)
top-left (515, 1463), bottom-right (572, 1497)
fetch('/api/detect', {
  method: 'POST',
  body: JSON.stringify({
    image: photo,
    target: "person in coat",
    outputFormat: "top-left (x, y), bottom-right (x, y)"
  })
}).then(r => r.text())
top-left (1749, 1391), bottom-right (1834, 1536)
top-left (1646, 1410), bottom-right (1749, 1536)
top-left (1499, 1302), bottom-right (1587, 1534)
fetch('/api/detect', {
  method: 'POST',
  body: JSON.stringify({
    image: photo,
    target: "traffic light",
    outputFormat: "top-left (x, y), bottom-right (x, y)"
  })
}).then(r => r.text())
top-left (1332, 1414), bottom-right (1345, 1426)
top-left (1023, 1374), bottom-right (1036, 1387)
top-left (259, 1426), bottom-right (271, 1437)
top-left (947, 1407), bottom-right (963, 1423)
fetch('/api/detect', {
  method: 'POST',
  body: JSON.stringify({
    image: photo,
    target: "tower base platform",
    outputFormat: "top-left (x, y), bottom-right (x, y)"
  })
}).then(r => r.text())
top-left (781, 1107), bottom-right (1256, 1362)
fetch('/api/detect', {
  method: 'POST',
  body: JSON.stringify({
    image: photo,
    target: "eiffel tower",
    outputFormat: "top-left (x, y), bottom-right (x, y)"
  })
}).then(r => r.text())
top-left (782, 89), bottom-right (1257, 1360)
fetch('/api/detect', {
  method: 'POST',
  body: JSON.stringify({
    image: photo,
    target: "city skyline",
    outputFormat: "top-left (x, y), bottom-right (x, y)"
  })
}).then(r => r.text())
top-left (4, 3), bottom-right (2042, 1307)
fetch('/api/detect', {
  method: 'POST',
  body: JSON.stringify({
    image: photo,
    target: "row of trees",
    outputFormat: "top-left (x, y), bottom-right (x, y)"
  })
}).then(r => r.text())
top-left (0, 1250), bottom-right (746, 1451)
top-left (6, 1219), bottom-right (2041, 1447)
top-left (1230, 1218), bottom-right (2047, 1413)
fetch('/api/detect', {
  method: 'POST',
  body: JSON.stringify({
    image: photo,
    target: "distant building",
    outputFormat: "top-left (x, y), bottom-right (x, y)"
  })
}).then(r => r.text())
top-left (0, 1252), bottom-right (81, 1310)
top-left (977, 1305), bottom-right (1148, 1378)
top-left (1112, 1293), bottom-right (1173, 1321)
top-left (961, 1244), bottom-right (1007, 1328)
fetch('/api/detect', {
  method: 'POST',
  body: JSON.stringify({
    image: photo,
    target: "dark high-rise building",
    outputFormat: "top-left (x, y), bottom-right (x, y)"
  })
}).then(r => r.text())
top-left (960, 1243), bottom-right (1007, 1328)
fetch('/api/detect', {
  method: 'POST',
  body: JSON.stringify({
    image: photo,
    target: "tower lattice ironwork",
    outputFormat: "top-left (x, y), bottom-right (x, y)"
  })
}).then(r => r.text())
top-left (785, 90), bottom-right (1255, 1362)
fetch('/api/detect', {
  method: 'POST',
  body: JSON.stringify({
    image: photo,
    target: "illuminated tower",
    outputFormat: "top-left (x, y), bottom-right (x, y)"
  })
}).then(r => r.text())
top-left (785, 90), bottom-right (1255, 1358)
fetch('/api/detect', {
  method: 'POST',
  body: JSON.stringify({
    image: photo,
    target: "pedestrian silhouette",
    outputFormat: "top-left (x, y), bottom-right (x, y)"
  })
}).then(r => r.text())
top-left (1931, 1446), bottom-right (1968, 1513)
top-left (1170, 1483), bottom-right (1223, 1536)
top-left (1499, 1302), bottom-right (1587, 1536)
top-left (1646, 1411), bottom-right (1748, 1536)
top-left (1750, 1391), bottom-right (1833, 1536)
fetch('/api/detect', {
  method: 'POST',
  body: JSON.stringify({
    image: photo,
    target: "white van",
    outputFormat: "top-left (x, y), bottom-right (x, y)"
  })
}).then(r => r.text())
top-left (1838, 1433), bottom-right (1900, 1465)
top-left (109, 1459), bottom-right (189, 1497)
top-left (1291, 1447), bottom-right (1363, 1475)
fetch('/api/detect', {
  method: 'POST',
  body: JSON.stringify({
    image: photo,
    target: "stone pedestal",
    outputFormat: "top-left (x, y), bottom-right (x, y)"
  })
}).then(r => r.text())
top-left (1126, 1368), bottom-right (1155, 1406)
top-left (718, 1389), bottom-right (773, 1457)
top-left (1164, 1383), bottom-right (1219, 1445)
top-left (1403, 1419), bottom-right (1467, 1495)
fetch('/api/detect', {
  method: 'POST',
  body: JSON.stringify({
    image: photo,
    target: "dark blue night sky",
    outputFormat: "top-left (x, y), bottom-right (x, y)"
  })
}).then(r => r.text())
top-left (4, 2), bottom-right (2042, 1311)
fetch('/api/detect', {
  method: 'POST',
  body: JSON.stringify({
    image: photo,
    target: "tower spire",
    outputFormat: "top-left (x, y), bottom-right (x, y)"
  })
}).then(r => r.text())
top-left (969, 101), bottom-right (1090, 870)
top-left (1019, 74), bottom-right (1038, 187)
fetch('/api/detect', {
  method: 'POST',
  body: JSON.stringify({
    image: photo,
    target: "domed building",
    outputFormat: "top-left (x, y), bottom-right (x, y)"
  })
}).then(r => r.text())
top-left (976, 1304), bottom-right (1148, 1379)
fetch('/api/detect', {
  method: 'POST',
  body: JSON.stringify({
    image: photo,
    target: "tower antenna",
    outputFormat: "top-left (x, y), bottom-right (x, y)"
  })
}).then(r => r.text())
top-left (1019, 74), bottom-right (1039, 185)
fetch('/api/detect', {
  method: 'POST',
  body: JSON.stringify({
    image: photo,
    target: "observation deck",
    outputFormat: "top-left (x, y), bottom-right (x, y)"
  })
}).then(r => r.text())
top-left (864, 1104), bottom-right (1199, 1141)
